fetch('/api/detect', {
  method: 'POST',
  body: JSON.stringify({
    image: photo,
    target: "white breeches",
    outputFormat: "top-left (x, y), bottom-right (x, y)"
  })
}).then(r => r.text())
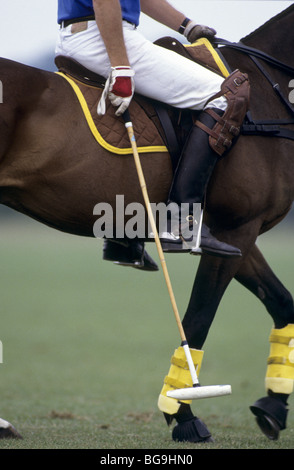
top-left (55, 20), bottom-right (227, 111)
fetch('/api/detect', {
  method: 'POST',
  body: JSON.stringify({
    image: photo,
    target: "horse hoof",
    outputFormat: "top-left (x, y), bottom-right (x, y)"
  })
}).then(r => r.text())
top-left (255, 413), bottom-right (280, 440)
top-left (172, 417), bottom-right (213, 443)
top-left (250, 396), bottom-right (288, 440)
top-left (0, 418), bottom-right (23, 439)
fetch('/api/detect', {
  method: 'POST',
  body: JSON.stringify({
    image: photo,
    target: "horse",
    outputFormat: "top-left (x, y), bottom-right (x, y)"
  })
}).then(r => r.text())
top-left (0, 5), bottom-right (294, 442)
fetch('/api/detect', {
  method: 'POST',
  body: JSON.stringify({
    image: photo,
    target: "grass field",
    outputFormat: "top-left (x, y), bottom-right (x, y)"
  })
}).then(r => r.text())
top-left (0, 213), bottom-right (293, 452)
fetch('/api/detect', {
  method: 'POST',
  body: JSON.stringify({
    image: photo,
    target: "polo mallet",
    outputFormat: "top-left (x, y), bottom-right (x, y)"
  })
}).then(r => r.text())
top-left (123, 110), bottom-right (231, 400)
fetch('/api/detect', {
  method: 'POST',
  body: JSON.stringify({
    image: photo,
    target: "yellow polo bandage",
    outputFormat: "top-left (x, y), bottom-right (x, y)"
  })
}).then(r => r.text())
top-left (158, 346), bottom-right (203, 415)
top-left (266, 324), bottom-right (294, 394)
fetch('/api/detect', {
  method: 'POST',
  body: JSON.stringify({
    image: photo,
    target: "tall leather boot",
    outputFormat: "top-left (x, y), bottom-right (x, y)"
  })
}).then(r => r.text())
top-left (161, 69), bottom-right (250, 257)
top-left (161, 109), bottom-right (241, 257)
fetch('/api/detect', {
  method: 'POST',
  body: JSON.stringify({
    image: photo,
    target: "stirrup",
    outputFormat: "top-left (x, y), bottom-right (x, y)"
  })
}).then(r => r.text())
top-left (160, 214), bottom-right (201, 253)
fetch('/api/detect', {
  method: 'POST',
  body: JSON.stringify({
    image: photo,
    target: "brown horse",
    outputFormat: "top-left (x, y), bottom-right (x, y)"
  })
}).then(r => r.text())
top-left (1, 5), bottom-right (294, 442)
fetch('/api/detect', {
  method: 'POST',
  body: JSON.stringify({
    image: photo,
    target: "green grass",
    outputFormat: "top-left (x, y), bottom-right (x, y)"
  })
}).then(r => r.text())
top-left (0, 215), bottom-right (293, 450)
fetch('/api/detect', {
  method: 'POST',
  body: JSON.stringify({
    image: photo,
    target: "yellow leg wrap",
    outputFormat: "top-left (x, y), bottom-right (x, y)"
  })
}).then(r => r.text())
top-left (158, 346), bottom-right (203, 415)
top-left (266, 324), bottom-right (294, 394)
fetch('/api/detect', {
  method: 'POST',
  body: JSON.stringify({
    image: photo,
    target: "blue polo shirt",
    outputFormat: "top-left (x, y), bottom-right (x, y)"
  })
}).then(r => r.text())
top-left (58, 0), bottom-right (141, 26)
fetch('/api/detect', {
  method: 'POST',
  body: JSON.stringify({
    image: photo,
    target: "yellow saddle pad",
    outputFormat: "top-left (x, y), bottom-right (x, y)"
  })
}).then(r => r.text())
top-left (56, 72), bottom-right (168, 155)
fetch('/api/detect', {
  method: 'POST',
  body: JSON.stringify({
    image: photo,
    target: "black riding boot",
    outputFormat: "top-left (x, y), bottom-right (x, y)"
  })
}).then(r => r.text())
top-left (103, 238), bottom-right (159, 271)
top-left (161, 109), bottom-right (241, 258)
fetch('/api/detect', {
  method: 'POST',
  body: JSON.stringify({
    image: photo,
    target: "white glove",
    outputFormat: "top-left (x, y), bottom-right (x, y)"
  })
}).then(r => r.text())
top-left (97, 66), bottom-right (135, 116)
top-left (184, 20), bottom-right (217, 43)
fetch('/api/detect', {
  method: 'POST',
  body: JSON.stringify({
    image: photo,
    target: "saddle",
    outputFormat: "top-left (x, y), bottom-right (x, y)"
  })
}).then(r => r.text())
top-left (55, 37), bottom-right (230, 165)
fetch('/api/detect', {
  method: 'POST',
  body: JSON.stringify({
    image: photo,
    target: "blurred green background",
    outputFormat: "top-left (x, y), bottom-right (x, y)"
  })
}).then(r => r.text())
top-left (0, 206), bottom-right (293, 449)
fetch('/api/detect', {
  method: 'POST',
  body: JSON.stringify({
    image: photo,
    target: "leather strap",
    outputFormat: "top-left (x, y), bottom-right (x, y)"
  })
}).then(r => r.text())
top-left (214, 38), bottom-right (294, 75)
top-left (60, 15), bottom-right (95, 28)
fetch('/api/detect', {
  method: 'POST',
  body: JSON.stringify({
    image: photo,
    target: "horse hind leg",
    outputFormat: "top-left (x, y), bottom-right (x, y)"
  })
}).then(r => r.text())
top-left (235, 243), bottom-right (294, 329)
top-left (234, 244), bottom-right (294, 440)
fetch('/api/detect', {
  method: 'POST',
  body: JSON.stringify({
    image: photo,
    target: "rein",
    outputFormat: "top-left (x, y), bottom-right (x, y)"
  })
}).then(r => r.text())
top-left (214, 38), bottom-right (294, 75)
top-left (214, 38), bottom-right (294, 141)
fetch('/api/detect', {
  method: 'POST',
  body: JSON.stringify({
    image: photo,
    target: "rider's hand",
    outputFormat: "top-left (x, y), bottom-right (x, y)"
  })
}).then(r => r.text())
top-left (184, 21), bottom-right (217, 43)
top-left (97, 66), bottom-right (135, 116)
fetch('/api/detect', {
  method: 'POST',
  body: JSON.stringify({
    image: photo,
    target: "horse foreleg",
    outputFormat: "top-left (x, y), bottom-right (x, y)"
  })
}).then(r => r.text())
top-left (159, 221), bottom-right (262, 443)
top-left (182, 255), bottom-right (244, 348)
top-left (161, 253), bottom-right (244, 442)
top-left (234, 243), bottom-right (294, 440)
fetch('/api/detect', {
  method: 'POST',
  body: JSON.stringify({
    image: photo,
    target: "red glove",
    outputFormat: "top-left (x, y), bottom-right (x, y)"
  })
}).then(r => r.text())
top-left (97, 66), bottom-right (135, 116)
